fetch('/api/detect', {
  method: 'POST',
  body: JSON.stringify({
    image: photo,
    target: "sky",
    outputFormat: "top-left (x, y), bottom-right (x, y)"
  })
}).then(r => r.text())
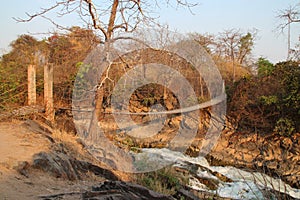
top-left (0, 0), bottom-right (299, 63)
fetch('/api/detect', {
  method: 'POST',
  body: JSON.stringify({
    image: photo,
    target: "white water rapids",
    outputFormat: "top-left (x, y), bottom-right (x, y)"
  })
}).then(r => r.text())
top-left (139, 148), bottom-right (300, 200)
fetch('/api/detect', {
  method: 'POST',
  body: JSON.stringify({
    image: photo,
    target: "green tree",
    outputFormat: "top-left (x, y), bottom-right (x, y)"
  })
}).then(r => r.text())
top-left (237, 32), bottom-right (255, 64)
top-left (0, 28), bottom-right (99, 109)
top-left (216, 29), bottom-right (256, 64)
top-left (0, 35), bottom-right (45, 109)
top-left (256, 57), bottom-right (274, 77)
top-left (2, 35), bottom-right (44, 67)
top-left (46, 27), bottom-right (100, 105)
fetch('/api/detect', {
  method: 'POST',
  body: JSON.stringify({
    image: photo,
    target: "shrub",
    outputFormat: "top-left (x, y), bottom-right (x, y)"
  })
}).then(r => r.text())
top-left (274, 118), bottom-right (296, 136)
top-left (228, 61), bottom-right (300, 134)
top-left (134, 167), bottom-right (188, 195)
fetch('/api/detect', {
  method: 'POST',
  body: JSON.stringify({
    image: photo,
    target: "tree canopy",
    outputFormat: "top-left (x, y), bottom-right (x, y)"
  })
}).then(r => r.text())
top-left (16, 0), bottom-right (197, 42)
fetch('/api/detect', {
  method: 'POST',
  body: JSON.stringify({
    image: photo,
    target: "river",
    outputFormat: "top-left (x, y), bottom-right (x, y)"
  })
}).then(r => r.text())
top-left (139, 148), bottom-right (300, 199)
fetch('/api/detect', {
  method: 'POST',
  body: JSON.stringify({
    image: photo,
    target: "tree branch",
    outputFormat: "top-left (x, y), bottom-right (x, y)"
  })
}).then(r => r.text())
top-left (276, 4), bottom-right (300, 31)
top-left (107, 0), bottom-right (119, 40)
top-left (83, 0), bottom-right (108, 40)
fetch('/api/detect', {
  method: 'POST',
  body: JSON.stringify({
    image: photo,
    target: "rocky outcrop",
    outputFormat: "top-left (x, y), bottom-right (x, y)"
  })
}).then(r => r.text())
top-left (40, 180), bottom-right (232, 200)
top-left (133, 148), bottom-right (300, 200)
top-left (207, 131), bottom-right (300, 189)
top-left (82, 181), bottom-right (173, 200)
top-left (101, 95), bottom-right (300, 190)
top-left (32, 150), bottom-right (118, 181)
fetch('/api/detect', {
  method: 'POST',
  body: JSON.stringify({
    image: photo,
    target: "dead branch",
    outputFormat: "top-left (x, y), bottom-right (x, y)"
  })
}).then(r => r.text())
top-left (13, 2), bottom-right (64, 22)
top-left (84, 0), bottom-right (108, 39)
top-left (276, 4), bottom-right (300, 32)
top-left (15, 0), bottom-right (196, 41)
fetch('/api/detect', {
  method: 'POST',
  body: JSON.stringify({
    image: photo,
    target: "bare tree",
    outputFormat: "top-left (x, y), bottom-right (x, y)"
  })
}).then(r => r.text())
top-left (15, 0), bottom-right (199, 170)
top-left (277, 3), bottom-right (300, 30)
top-left (16, 0), bottom-right (198, 114)
top-left (277, 3), bottom-right (300, 60)
top-left (218, 29), bottom-right (241, 63)
top-left (15, 0), bottom-right (197, 42)
top-left (216, 29), bottom-right (256, 81)
top-left (189, 32), bottom-right (216, 54)
top-left (217, 29), bottom-right (241, 82)
top-left (290, 43), bottom-right (300, 61)
top-left (188, 30), bottom-right (256, 83)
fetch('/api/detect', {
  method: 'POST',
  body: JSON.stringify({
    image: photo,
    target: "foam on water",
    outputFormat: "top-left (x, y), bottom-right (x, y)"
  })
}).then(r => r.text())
top-left (141, 148), bottom-right (300, 199)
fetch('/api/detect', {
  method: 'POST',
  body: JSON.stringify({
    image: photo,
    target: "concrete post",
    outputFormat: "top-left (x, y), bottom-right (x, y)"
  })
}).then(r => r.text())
top-left (27, 64), bottom-right (36, 105)
top-left (44, 64), bottom-right (54, 121)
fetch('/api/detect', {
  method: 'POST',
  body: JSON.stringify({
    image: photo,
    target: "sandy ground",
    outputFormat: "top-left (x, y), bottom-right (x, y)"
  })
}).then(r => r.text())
top-left (0, 121), bottom-right (104, 200)
top-left (0, 121), bottom-right (50, 168)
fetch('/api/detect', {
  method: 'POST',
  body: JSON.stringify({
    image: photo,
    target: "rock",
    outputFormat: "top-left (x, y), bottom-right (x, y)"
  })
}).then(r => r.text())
top-left (165, 100), bottom-right (174, 110)
top-left (31, 151), bottom-right (118, 181)
top-left (8, 106), bottom-right (44, 118)
top-left (266, 160), bottom-right (278, 170)
top-left (280, 137), bottom-right (293, 150)
top-left (82, 181), bottom-right (174, 200)
top-left (174, 189), bottom-right (200, 200)
top-left (41, 180), bottom-right (224, 200)
top-left (169, 116), bottom-right (181, 128)
top-left (207, 131), bottom-right (300, 189)
top-left (13, 161), bottom-right (30, 177)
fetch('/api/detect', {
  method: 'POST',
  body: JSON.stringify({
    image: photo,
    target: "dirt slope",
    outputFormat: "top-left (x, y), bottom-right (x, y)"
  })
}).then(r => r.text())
top-left (0, 121), bottom-right (50, 168)
top-left (0, 120), bottom-right (105, 200)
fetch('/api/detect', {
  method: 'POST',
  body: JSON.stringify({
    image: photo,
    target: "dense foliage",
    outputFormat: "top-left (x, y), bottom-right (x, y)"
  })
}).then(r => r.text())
top-left (0, 27), bottom-right (99, 110)
top-left (0, 35), bottom-right (45, 109)
top-left (228, 60), bottom-right (300, 135)
top-left (0, 29), bottom-right (299, 136)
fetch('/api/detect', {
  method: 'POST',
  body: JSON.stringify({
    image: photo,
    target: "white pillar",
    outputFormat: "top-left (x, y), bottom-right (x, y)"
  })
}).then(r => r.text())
top-left (28, 64), bottom-right (36, 105)
top-left (44, 63), bottom-right (54, 121)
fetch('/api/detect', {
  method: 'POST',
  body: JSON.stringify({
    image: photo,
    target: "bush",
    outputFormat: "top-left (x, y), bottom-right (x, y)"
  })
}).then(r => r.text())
top-left (134, 167), bottom-right (188, 195)
top-left (257, 57), bottom-right (274, 77)
top-left (228, 61), bottom-right (300, 134)
top-left (274, 118), bottom-right (296, 136)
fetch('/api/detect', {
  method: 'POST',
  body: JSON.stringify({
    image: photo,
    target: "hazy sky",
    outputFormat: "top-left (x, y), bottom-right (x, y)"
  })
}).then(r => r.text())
top-left (0, 0), bottom-right (299, 63)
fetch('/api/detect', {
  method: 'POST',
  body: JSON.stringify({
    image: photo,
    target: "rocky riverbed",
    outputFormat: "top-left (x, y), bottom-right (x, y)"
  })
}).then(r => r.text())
top-left (0, 119), bottom-right (299, 199)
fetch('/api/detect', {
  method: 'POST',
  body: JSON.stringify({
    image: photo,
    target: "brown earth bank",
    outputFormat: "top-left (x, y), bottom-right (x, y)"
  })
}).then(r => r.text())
top-left (0, 119), bottom-right (234, 200)
top-left (0, 120), bottom-right (114, 200)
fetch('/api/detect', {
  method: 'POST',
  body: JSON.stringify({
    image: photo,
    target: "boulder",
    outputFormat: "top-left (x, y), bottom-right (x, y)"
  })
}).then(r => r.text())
top-left (32, 151), bottom-right (118, 181)
top-left (82, 181), bottom-right (174, 200)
